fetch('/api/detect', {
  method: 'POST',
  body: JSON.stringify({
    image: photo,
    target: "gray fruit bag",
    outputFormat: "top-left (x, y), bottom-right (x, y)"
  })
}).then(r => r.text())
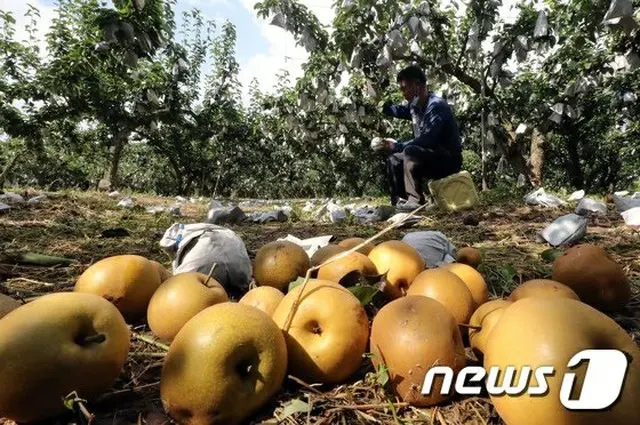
top-left (160, 223), bottom-right (252, 296)
top-left (539, 214), bottom-right (588, 247)
top-left (401, 231), bottom-right (457, 268)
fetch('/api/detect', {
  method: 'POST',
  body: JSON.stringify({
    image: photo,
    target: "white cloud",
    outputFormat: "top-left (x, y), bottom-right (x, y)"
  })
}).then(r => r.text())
top-left (237, 0), bottom-right (336, 105)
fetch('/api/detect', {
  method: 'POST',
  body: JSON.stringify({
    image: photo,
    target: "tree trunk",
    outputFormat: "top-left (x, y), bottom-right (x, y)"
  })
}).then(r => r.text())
top-left (0, 149), bottom-right (22, 189)
top-left (565, 136), bottom-right (584, 189)
top-left (529, 127), bottom-right (546, 187)
top-left (493, 126), bottom-right (533, 186)
top-left (109, 130), bottom-right (129, 190)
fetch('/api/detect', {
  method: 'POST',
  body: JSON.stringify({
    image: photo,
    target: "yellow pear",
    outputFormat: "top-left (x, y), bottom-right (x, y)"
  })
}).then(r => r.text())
top-left (161, 302), bottom-right (287, 425)
top-left (239, 286), bottom-right (284, 316)
top-left (485, 297), bottom-right (640, 425)
top-left (272, 279), bottom-right (369, 384)
top-left (75, 254), bottom-right (161, 322)
top-left (147, 272), bottom-right (229, 342)
top-left (0, 292), bottom-right (130, 423)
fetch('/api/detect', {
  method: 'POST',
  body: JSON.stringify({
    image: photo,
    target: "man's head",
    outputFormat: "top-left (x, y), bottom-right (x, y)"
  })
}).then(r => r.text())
top-left (396, 65), bottom-right (427, 103)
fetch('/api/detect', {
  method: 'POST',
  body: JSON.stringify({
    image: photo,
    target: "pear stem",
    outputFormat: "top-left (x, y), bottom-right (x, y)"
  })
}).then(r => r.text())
top-left (459, 323), bottom-right (482, 331)
top-left (204, 262), bottom-right (218, 288)
top-left (79, 333), bottom-right (106, 345)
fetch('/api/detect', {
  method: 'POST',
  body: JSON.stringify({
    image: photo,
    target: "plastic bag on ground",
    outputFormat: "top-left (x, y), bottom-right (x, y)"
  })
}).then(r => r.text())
top-left (160, 223), bottom-right (252, 296)
top-left (387, 213), bottom-right (423, 228)
top-left (575, 198), bottom-right (607, 217)
top-left (621, 207), bottom-right (640, 226)
top-left (249, 210), bottom-right (288, 224)
top-left (118, 197), bottom-right (134, 208)
top-left (402, 231), bottom-right (457, 268)
top-left (206, 205), bottom-right (246, 224)
top-left (0, 202), bottom-right (10, 212)
top-left (353, 205), bottom-right (395, 224)
top-left (612, 193), bottom-right (640, 212)
top-left (0, 193), bottom-right (24, 204)
top-left (539, 214), bottom-right (588, 247)
top-left (277, 234), bottom-right (334, 259)
top-left (568, 190), bottom-right (585, 201)
top-left (525, 188), bottom-right (566, 207)
top-left (27, 195), bottom-right (47, 204)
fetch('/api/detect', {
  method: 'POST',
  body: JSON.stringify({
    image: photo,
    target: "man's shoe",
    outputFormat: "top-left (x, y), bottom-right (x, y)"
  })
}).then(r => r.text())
top-left (395, 200), bottom-right (423, 212)
top-left (395, 199), bottom-right (436, 213)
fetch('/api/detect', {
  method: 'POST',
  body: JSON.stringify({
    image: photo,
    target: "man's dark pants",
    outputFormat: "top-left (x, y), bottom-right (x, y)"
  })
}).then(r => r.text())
top-left (386, 145), bottom-right (463, 206)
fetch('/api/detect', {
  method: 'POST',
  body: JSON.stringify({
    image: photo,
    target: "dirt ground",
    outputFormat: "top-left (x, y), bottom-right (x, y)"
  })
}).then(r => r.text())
top-left (0, 189), bottom-right (639, 425)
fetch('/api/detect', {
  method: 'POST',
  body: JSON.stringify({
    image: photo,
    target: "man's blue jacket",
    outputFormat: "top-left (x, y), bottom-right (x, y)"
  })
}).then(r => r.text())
top-left (382, 92), bottom-right (462, 155)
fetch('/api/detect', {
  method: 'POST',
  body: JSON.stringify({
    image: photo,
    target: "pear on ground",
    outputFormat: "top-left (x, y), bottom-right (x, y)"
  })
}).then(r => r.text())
top-left (0, 292), bottom-right (130, 423)
top-left (239, 286), bottom-right (284, 316)
top-left (370, 295), bottom-right (467, 407)
top-left (407, 268), bottom-right (475, 325)
top-left (338, 237), bottom-right (376, 255)
top-left (272, 279), bottom-right (369, 384)
top-left (485, 297), bottom-right (640, 425)
top-left (253, 241), bottom-right (310, 291)
top-left (151, 260), bottom-right (173, 283)
top-left (317, 251), bottom-right (378, 286)
top-left (368, 240), bottom-right (425, 299)
top-left (441, 262), bottom-right (489, 308)
top-left (468, 299), bottom-right (513, 358)
top-left (161, 302), bottom-right (287, 425)
top-left (509, 279), bottom-right (580, 302)
top-left (147, 272), bottom-right (229, 342)
top-left (75, 254), bottom-right (162, 322)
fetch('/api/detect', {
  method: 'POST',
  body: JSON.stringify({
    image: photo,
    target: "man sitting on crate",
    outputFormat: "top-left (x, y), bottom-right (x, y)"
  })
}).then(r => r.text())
top-left (375, 65), bottom-right (463, 212)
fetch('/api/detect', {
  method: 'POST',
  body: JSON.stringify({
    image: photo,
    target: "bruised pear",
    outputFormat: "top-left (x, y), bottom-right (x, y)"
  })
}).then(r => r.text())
top-left (239, 286), bottom-right (284, 316)
top-left (370, 295), bottom-right (467, 407)
top-left (75, 254), bottom-right (161, 322)
top-left (338, 237), bottom-right (376, 255)
top-left (509, 279), bottom-right (580, 302)
top-left (253, 241), bottom-right (310, 291)
top-left (552, 243), bottom-right (631, 312)
top-left (0, 294), bottom-right (21, 319)
top-left (147, 272), bottom-right (229, 342)
top-left (0, 292), bottom-right (130, 423)
top-left (317, 251), bottom-right (378, 286)
top-left (368, 240), bottom-right (425, 299)
top-left (161, 302), bottom-right (287, 425)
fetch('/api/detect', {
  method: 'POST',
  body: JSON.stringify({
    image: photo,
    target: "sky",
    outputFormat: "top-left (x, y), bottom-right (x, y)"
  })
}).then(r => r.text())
top-left (0, 0), bottom-right (338, 106)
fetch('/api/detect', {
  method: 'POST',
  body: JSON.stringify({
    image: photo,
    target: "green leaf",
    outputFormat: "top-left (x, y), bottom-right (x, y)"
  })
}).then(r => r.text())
top-left (281, 398), bottom-right (311, 419)
top-left (541, 248), bottom-right (562, 262)
top-left (288, 276), bottom-right (307, 292)
top-left (376, 362), bottom-right (389, 386)
top-left (347, 285), bottom-right (380, 305)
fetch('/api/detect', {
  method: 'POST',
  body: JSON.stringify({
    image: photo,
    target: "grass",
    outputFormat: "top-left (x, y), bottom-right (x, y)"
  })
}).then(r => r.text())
top-left (0, 186), bottom-right (639, 425)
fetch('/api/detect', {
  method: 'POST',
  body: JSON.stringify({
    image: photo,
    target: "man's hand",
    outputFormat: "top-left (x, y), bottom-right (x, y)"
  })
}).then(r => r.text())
top-left (381, 138), bottom-right (397, 154)
top-left (371, 137), bottom-right (398, 154)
